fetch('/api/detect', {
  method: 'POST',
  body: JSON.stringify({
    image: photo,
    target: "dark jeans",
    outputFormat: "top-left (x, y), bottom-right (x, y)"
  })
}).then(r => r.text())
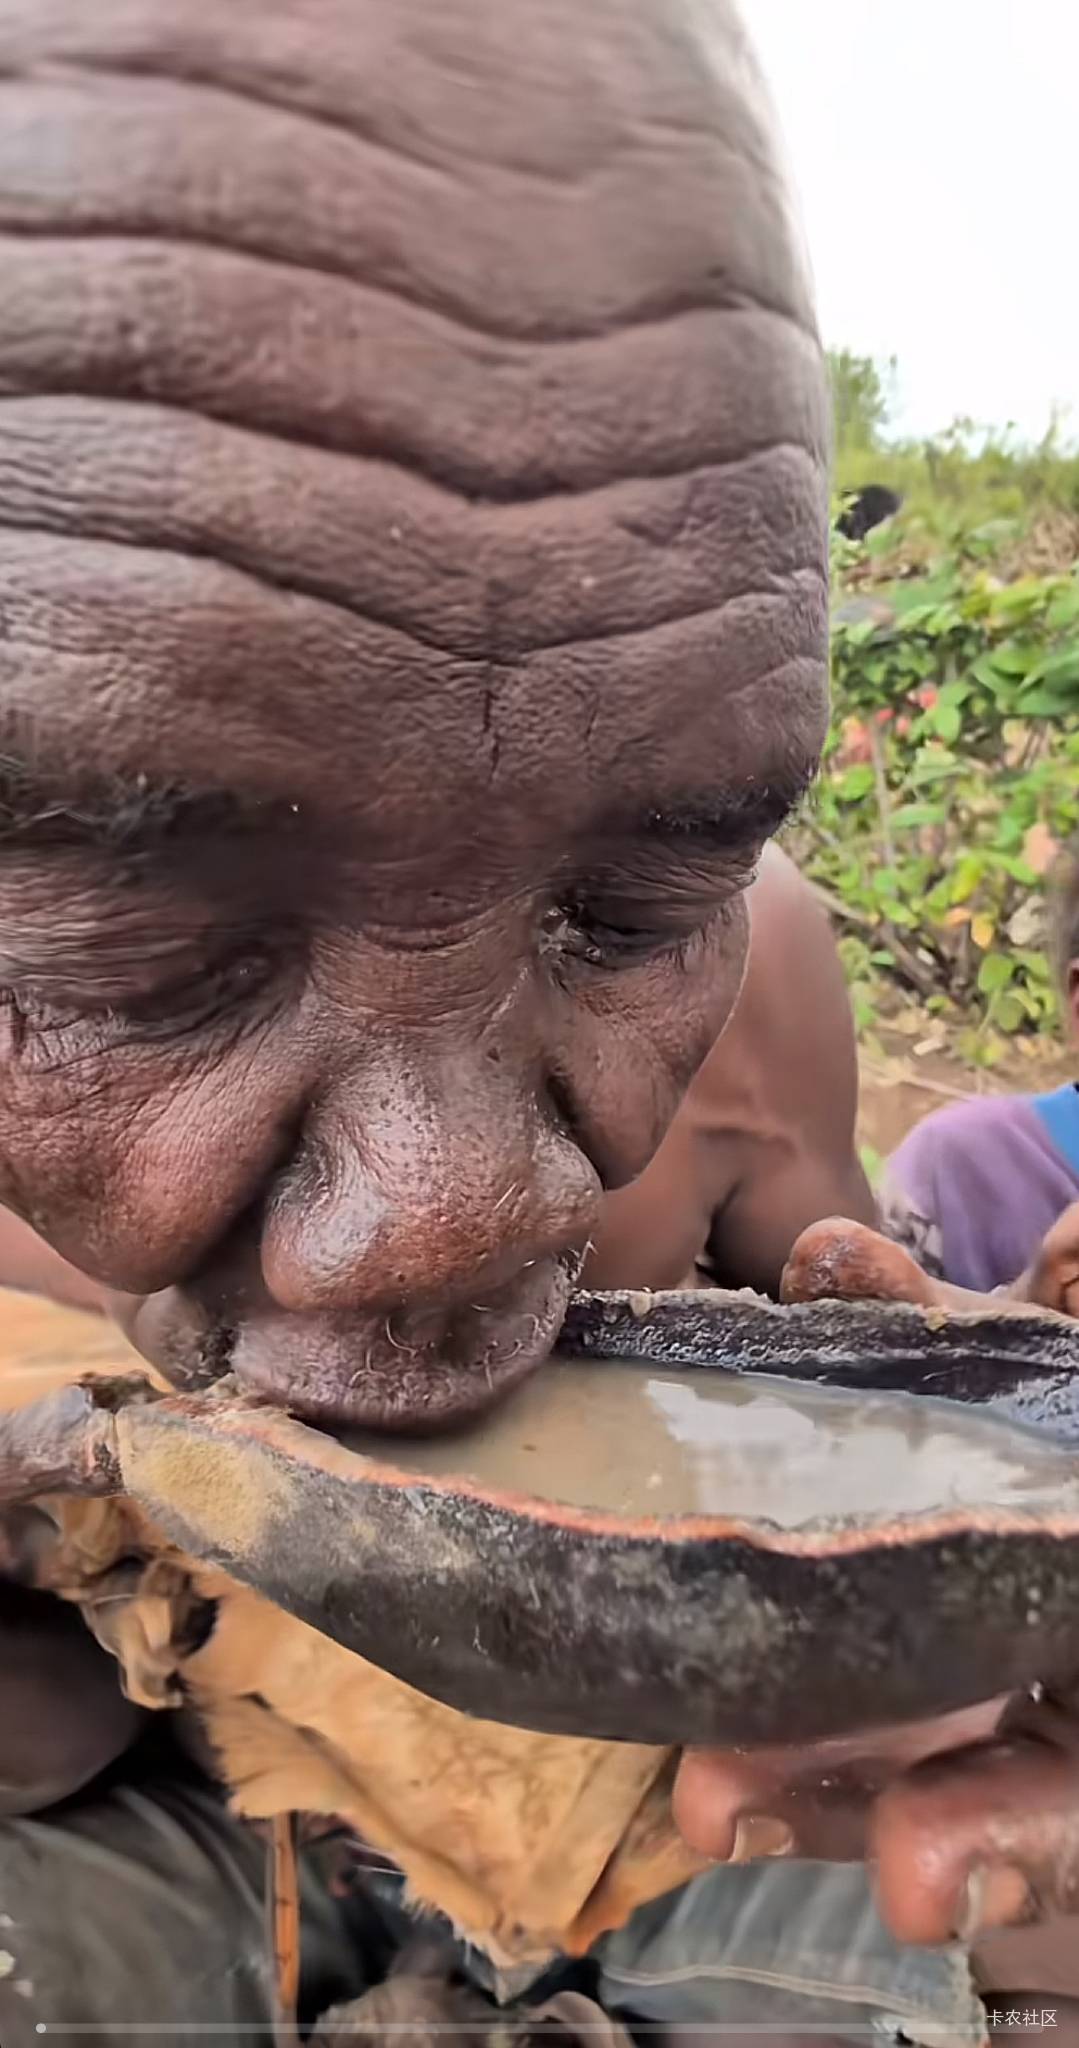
top-left (0, 1741), bottom-right (994, 2048)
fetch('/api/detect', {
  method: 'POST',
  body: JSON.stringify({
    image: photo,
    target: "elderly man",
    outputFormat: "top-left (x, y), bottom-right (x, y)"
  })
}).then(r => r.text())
top-left (2, 2), bottom-right (1079, 2044)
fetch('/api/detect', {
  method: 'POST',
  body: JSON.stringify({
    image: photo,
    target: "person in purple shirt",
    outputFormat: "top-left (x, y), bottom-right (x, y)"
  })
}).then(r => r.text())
top-left (881, 843), bottom-right (1079, 1294)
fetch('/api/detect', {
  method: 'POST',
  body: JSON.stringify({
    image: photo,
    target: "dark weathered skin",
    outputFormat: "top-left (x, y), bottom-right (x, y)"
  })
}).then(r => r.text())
top-left (0, 0), bottom-right (827, 1434)
top-left (0, 842), bottom-right (877, 1316)
top-left (585, 845), bottom-right (876, 1295)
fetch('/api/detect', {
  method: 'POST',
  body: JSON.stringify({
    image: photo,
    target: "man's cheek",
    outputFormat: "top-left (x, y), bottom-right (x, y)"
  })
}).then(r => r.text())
top-left (0, 1046), bottom-right (295, 1293)
top-left (651, 900), bottom-right (749, 1062)
top-left (563, 916), bottom-right (748, 1190)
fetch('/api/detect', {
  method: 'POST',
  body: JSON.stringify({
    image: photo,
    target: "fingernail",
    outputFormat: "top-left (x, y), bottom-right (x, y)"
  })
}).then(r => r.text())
top-left (956, 1864), bottom-right (1033, 1942)
top-left (729, 1815), bottom-right (795, 1863)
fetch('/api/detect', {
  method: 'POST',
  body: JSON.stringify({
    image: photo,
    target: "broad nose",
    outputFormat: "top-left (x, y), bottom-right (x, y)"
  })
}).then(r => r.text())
top-left (258, 1045), bottom-right (601, 1313)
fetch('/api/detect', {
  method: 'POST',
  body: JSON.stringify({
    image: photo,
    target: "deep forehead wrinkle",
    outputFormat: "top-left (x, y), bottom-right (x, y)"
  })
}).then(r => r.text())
top-left (0, 0), bottom-right (817, 341)
top-left (0, 0), bottom-right (829, 715)
top-left (0, 0), bottom-right (827, 518)
top-left (0, 400), bottom-right (825, 665)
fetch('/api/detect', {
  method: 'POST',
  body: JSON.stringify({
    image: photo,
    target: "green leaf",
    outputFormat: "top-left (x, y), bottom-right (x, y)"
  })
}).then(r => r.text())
top-left (841, 619), bottom-right (879, 647)
top-left (850, 988), bottom-right (876, 1034)
top-left (910, 755), bottom-right (964, 784)
top-left (859, 1142), bottom-right (884, 1186)
top-left (837, 764), bottom-right (875, 801)
top-left (971, 654), bottom-right (1013, 696)
top-left (994, 580), bottom-right (1046, 616)
top-left (977, 954), bottom-right (1015, 994)
top-left (1011, 689), bottom-right (1069, 717)
top-left (929, 699), bottom-right (962, 742)
top-left (950, 853), bottom-right (985, 904)
top-left (1035, 647), bottom-right (1079, 690)
top-left (994, 854), bottom-right (1037, 884)
top-left (1047, 586), bottom-right (1079, 629)
top-left (871, 867), bottom-right (904, 898)
top-left (983, 645), bottom-right (1033, 677)
top-left (888, 802), bottom-right (946, 829)
top-left (989, 991), bottom-right (1026, 1033)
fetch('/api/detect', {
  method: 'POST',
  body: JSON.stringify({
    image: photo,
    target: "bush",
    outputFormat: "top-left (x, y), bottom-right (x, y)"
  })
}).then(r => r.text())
top-left (786, 528), bottom-right (1079, 1057)
top-left (828, 350), bottom-right (1079, 533)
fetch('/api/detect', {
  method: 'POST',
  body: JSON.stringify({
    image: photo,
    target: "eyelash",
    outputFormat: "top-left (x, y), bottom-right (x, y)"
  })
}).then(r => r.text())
top-left (542, 896), bottom-right (738, 975)
top-left (0, 882), bottom-right (748, 1062)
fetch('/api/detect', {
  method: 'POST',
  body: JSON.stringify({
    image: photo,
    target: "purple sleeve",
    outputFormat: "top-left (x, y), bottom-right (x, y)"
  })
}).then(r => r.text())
top-left (882, 1095), bottom-right (1079, 1294)
top-left (877, 1129), bottom-right (946, 1281)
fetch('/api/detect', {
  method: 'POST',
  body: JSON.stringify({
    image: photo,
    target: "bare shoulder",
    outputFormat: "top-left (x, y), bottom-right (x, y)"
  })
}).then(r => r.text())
top-left (748, 840), bottom-right (837, 974)
top-left (692, 841), bottom-right (851, 1119)
top-left (685, 842), bottom-right (875, 1289)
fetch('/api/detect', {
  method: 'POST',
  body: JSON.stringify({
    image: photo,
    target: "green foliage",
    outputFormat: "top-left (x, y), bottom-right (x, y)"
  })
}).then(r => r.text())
top-left (788, 532), bottom-right (1079, 1057)
top-left (826, 352), bottom-right (1079, 540)
top-left (829, 349), bottom-right (897, 454)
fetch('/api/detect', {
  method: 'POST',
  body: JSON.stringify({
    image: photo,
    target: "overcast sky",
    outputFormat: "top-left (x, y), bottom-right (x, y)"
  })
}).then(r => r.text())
top-left (746, 0), bottom-right (1077, 444)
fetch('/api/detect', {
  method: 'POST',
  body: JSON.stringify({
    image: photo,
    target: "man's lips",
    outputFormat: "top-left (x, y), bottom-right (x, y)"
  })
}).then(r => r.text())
top-left (119, 1251), bottom-right (583, 1433)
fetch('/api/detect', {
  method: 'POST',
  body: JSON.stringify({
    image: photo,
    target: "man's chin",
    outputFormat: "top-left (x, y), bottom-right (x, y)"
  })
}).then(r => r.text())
top-left (120, 1252), bottom-right (582, 1436)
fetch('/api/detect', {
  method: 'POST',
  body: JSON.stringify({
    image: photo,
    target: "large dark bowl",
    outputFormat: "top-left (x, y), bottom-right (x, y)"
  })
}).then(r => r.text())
top-left (97, 1288), bottom-right (1079, 1745)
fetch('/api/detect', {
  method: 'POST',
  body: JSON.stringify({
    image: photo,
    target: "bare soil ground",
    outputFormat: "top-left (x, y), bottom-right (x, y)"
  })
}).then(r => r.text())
top-left (857, 1026), bottom-right (1075, 1159)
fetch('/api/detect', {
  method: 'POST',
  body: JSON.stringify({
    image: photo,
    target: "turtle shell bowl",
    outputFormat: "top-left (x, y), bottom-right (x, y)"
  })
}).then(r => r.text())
top-left (71, 1287), bottom-right (1079, 1747)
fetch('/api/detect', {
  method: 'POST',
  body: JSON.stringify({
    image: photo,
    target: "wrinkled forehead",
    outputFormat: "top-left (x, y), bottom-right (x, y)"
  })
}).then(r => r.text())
top-left (0, 0), bottom-right (828, 847)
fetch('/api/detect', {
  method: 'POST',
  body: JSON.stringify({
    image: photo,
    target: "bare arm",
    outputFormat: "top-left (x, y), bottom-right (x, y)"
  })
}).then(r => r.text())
top-left (585, 844), bottom-right (875, 1296)
top-left (699, 844), bottom-right (875, 1294)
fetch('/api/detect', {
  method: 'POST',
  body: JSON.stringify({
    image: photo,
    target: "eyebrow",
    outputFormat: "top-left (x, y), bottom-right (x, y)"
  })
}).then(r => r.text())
top-left (641, 761), bottom-right (816, 854)
top-left (0, 750), bottom-right (816, 862)
top-left (0, 755), bottom-right (286, 853)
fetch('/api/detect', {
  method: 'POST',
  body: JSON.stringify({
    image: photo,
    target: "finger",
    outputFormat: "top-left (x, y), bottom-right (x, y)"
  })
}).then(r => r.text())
top-left (673, 1746), bottom-right (870, 1863)
top-left (780, 1218), bottom-right (1053, 1318)
top-left (1022, 1202), bottom-right (1079, 1317)
top-left (781, 1219), bottom-right (943, 1307)
top-left (673, 1702), bottom-right (1008, 1866)
top-left (872, 1724), bottom-right (1079, 1947)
